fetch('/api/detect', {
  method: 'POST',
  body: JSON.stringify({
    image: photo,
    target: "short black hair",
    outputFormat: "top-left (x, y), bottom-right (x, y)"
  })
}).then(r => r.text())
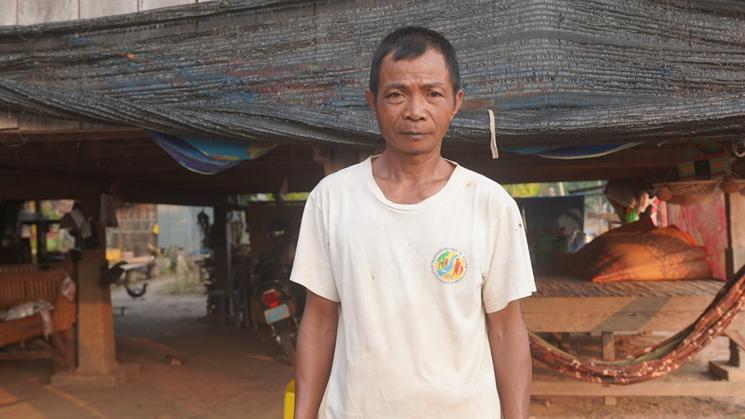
top-left (369, 26), bottom-right (461, 97)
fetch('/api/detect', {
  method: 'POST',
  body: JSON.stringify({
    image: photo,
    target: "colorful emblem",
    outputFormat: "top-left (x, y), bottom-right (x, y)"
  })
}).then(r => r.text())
top-left (432, 248), bottom-right (467, 283)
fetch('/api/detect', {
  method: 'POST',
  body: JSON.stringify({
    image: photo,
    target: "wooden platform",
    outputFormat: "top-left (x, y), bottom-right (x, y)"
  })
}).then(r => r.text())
top-left (522, 275), bottom-right (743, 333)
top-left (523, 275), bottom-right (745, 399)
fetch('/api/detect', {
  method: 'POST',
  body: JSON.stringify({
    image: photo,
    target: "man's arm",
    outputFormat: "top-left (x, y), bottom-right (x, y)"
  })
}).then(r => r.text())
top-left (486, 299), bottom-right (532, 419)
top-left (294, 289), bottom-right (339, 419)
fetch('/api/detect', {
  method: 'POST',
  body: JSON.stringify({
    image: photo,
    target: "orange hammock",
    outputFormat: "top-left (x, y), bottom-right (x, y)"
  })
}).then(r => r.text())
top-left (529, 264), bottom-right (745, 385)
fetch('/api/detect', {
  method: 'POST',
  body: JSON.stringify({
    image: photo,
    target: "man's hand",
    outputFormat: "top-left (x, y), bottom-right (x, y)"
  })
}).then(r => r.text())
top-left (486, 299), bottom-right (532, 419)
top-left (294, 290), bottom-right (339, 419)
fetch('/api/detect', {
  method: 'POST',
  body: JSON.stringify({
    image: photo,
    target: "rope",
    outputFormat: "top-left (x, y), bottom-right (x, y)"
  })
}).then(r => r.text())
top-left (529, 265), bottom-right (745, 385)
top-left (488, 109), bottom-right (498, 159)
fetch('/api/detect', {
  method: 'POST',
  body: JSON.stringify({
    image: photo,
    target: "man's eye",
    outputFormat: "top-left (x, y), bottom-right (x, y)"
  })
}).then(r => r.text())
top-left (429, 91), bottom-right (444, 97)
top-left (386, 92), bottom-right (402, 98)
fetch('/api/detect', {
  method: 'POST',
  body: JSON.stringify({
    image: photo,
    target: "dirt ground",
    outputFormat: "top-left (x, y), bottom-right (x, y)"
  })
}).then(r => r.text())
top-left (1, 275), bottom-right (744, 418)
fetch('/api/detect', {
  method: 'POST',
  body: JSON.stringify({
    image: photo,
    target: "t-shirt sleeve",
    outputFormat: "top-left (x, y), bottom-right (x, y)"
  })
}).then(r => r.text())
top-left (289, 194), bottom-right (340, 302)
top-left (482, 198), bottom-right (536, 313)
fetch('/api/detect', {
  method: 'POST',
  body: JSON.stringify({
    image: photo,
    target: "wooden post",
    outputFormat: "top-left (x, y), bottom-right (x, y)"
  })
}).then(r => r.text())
top-left (724, 191), bottom-right (745, 280)
top-left (709, 191), bottom-right (745, 381)
top-left (312, 148), bottom-right (364, 176)
top-left (601, 332), bottom-right (617, 406)
top-left (728, 333), bottom-right (742, 368)
top-left (51, 195), bottom-right (135, 386)
top-left (725, 191), bottom-right (745, 369)
top-left (208, 205), bottom-right (233, 323)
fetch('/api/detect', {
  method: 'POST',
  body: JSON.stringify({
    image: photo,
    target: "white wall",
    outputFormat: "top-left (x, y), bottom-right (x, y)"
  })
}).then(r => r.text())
top-left (1, 0), bottom-right (199, 25)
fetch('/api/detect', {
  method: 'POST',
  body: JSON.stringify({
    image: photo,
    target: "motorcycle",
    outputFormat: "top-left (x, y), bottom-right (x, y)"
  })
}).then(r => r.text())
top-left (251, 219), bottom-right (303, 364)
top-left (254, 278), bottom-right (298, 364)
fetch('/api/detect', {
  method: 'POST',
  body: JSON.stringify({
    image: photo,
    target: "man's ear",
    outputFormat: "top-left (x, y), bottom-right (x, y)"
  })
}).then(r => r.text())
top-left (451, 89), bottom-right (464, 120)
top-left (364, 88), bottom-right (377, 118)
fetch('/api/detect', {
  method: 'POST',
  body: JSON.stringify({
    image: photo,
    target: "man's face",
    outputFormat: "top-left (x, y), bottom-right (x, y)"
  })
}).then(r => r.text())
top-left (366, 48), bottom-right (463, 156)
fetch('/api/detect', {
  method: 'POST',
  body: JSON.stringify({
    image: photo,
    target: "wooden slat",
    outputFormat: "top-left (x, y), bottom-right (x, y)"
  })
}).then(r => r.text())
top-left (0, 314), bottom-right (44, 347)
top-left (0, 109), bottom-right (18, 130)
top-left (532, 379), bottom-right (745, 397)
top-left (0, 349), bottom-right (52, 360)
top-left (138, 0), bottom-right (196, 11)
top-left (0, 0), bottom-right (17, 26)
top-left (80, 0), bottom-right (137, 19)
top-left (533, 275), bottom-right (724, 298)
top-left (0, 271), bottom-right (67, 308)
top-left (18, 0), bottom-right (78, 25)
top-left (525, 296), bottom-right (714, 313)
top-left (0, 264), bottom-right (37, 273)
top-left (17, 114), bottom-right (81, 132)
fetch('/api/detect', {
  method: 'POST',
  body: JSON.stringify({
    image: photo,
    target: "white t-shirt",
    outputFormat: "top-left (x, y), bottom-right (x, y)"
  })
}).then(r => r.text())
top-left (290, 157), bottom-right (536, 419)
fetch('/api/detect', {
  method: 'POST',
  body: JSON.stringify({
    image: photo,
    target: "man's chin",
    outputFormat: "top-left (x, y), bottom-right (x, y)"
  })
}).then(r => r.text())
top-left (387, 143), bottom-right (440, 157)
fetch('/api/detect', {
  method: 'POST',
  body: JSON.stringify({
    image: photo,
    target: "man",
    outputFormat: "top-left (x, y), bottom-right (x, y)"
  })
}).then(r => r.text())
top-left (291, 27), bottom-right (536, 419)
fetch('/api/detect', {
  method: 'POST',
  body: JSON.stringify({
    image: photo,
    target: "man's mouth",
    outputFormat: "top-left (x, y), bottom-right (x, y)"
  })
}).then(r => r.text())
top-left (400, 131), bottom-right (429, 137)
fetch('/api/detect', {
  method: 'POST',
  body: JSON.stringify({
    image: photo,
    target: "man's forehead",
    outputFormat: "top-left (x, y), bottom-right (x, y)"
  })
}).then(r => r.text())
top-left (379, 49), bottom-right (451, 86)
top-left (381, 48), bottom-right (448, 70)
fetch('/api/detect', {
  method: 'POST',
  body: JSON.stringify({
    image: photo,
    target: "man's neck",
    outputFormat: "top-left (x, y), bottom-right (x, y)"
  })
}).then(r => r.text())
top-left (371, 148), bottom-right (456, 205)
top-left (373, 149), bottom-right (449, 183)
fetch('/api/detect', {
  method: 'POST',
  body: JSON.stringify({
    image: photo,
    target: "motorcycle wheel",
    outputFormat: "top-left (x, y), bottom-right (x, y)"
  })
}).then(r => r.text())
top-left (277, 331), bottom-right (296, 366)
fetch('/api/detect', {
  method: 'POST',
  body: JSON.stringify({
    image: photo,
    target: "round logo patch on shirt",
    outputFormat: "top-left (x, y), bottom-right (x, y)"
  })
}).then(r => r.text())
top-left (432, 248), bottom-right (467, 283)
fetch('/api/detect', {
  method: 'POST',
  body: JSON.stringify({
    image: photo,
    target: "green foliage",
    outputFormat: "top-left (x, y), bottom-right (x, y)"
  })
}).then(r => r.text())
top-left (281, 192), bottom-right (310, 201)
top-left (240, 192), bottom-right (309, 202)
top-left (503, 183), bottom-right (541, 197)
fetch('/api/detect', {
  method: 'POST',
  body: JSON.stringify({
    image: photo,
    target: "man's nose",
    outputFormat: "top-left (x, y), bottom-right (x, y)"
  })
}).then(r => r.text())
top-left (403, 94), bottom-right (427, 121)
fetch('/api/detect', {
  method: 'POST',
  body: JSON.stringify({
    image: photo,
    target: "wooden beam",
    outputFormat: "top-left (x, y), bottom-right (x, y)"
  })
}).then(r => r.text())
top-left (0, 170), bottom-right (106, 200)
top-left (117, 182), bottom-right (227, 206)
top-left (0, 127), bottom-right (146, 141)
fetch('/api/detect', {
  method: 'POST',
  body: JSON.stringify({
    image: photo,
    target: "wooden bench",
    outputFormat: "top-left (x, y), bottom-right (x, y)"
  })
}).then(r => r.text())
top-left (523, 275), bottom-right (745, 399)
top-left (0, 270), bottom-right (77, 371)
